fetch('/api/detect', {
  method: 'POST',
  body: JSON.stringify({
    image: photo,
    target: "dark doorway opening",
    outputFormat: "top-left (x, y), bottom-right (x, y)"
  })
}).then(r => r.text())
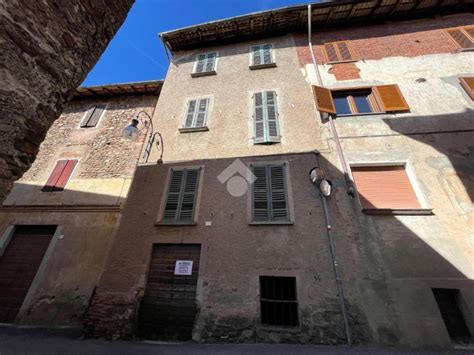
top-left (432, 288), bottom-right (472, 344)
top-left (0, 225), bottom-right (56, 323)
top-left (138, 244), bottom-right (201, 341)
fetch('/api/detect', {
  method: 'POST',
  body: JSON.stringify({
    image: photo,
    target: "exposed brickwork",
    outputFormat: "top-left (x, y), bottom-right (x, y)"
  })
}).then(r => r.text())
top-left (295, 14), bottom-right (474, 67)
top-left (329, 63), bottom-right (361, 81)
top-left (0, 0), bottom-right (134, 200)
top-left (22, 95), bottom-right (156, 182)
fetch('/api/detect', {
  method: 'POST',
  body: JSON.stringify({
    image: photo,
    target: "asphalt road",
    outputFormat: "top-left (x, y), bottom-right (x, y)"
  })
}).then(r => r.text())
top-left (0, 326), bottom-right (472, 355)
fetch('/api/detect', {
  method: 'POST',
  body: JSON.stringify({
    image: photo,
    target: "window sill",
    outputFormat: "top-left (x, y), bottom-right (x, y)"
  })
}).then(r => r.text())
top-left (259, 325), bottom-right (301, 332)
top-left (327, 59), bottom-right (358, 65)
top-left (460, 48), bottom-right (474, 52)
top-left (253, 140), bottom-right (281, 145)
top-left (249, 63), bottom-right (277, 70)
top-left (155, 221), bottom-right (198, 226)
top-left (179, 126), bottom-right (209, 133)
top-left (191, 70), bottom-right (217, 78)
top-left (249, 221), bottom-right (294, 225)
top-left (362, 208), bottom-right (433, 216)
top-left (336, 112), bottom-right (384, 118)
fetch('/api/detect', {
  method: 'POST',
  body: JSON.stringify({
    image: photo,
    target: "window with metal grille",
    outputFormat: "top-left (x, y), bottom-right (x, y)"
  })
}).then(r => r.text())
top-left (445, 26), bottom-right (474, 50)
top-left (42, 159), bottom-right (78, 192)
top-left (80, 104), bottom-right (106, 128)
top-left (251, 164), bottom-right (289, 223)
top-left (192, 52), bottom-right (217, 76)
top-left (250, 44), bottom-right (275, 68)
top-left (183, 98), bottom-right (209, 129)
top-left (260, 276), bottom-right (298, 327)
top-left (323, 41), bottom-right (356, 63)
top-left (253, 91), bottom-right (280, 144)
top-left (161, 168), bottom-right (201, 224)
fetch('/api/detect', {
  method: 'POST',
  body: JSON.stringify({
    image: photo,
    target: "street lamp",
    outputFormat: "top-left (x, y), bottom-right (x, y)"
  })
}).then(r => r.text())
top-left (122, 111), bottom-right (164, 163)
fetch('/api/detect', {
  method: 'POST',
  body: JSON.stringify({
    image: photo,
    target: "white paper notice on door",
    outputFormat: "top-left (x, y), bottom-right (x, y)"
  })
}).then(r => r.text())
top-left (174, 260), bottom-right (193, 275)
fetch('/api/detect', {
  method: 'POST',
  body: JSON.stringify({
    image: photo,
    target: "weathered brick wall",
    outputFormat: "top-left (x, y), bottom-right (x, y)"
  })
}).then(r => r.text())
top-left (0, 0), bottom-right (134, 200)
top-left (295, 13), bottom-right (473, 70)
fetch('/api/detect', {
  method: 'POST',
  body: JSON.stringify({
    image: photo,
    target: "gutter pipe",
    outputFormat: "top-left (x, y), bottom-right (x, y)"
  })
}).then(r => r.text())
top-left (308, 5), bottom-right (353, 348)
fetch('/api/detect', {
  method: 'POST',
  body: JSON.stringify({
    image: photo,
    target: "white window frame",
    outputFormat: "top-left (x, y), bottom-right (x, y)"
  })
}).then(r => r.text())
top-left (192, 52), bottom-right (218, 74)
top-left (249, 43), bottom-right (276, 67)
top-left (182, 97), bottom-right (211, 129)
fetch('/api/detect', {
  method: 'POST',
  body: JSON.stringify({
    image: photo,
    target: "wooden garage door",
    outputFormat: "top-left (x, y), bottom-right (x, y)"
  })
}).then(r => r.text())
top-left (0, 225), bottom-right (56, 323)
top-left (138, 244), bottom-right (201, 340)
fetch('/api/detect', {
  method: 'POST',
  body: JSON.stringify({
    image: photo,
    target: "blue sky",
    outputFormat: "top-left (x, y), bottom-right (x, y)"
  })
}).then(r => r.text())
top-left (82, 0), bottom-right (310, 86)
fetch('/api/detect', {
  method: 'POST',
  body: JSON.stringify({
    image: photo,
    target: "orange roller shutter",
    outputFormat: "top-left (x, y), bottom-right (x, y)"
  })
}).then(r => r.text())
top-left (351, 166), bottom-right (421, 209)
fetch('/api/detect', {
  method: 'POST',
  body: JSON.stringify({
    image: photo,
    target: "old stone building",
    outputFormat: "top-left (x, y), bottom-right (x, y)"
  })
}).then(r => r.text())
top-left (0, 81), bottom-right (162, 327)
top-left (80, 0), bottom-right (474, 349)
top-left (0, 0), bottom-right (134, 201)
top-left (82, 0), bottom-right (474, 349)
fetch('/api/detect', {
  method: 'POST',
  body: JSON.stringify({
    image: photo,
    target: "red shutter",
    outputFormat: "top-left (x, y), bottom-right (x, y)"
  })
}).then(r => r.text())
top-left (352, 166), bottom-right (421, 210)
top-left (54, 160), bottom-right (78, 191)
top-left (42, 159), bottom-right (77, 192)
top-left (42, 160), bottom-right (68, 192)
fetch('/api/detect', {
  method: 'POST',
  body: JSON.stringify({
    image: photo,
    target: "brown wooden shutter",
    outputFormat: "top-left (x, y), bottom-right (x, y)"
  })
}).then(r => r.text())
top-left (460, 77), bottom-right (474, 100)
top-left (80, 108), bottom-right (95, 128)
top-left (54, 159), bottom-right (78, 191)
top-left (373, 85), bottom-right (410, 112)
top-left (336, 42), bottom-right (354, 61)
top-left (312, 86), bottom-right (336, 114)
top-left (324, 43), bottom-right (339, 62)
top-left (445, 28), bottom-right (474, 49)
top-left (42, 160), bottom-right (68, 192)
top-left (86, 104), bottom-right (106, 127)
top-left (351, 166), bottom-right (421, 209)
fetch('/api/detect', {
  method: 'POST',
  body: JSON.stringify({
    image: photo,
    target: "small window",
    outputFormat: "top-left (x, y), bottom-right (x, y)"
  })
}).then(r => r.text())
top-left (351, 165), bottom-right (421, 211)
top-left (42, 159), bottom-right (78, 192)
top-left (183, 99), bottom-right (209, 129)
top-left (323, 41), bottom-right (356, 63)
top-left (445, 26), bottom-right (474, 50)
top-left (312, 84), bottom-right (410, 116)
top-left (260, 276), bottom-right (298, 327)
top-left (192, 52), bottom-right (217, 76)
top-left (81, 104), bottom-right (106, 128)
top-left (253, 91), bottom-right (280, 144)
top-left (250, 44), bottom-right (275, 69)
top-left (251, 164), bottom-right (289, 223)
top-left (161, 168), bottom-right (201, 224)
top-left (432, 288), bottom-right (471, 344)
top-left (459, 77), bottom-right (474, 100)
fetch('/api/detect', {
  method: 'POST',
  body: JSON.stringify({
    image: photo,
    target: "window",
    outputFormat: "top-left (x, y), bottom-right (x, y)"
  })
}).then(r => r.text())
top-left (80, 104), bottom-right (106, 128)
top-left (432, 288), bottom-right (471, 344)
top-left (312, 84), bottom-right (410, 116)
top-left (42, 159), bottom-right (78, 192)
top-left (250, 44), bottom-right (275, 69)
top-left (182, 98), bottom-right (209, 130)
top-left (161, 168), bottom-right (201, 224)
top-left (445, 26), bottom-right (474, 50)
top-left (351, 165), bottom-right (421, 211)
top-left (251, 164), bottom-right (290, 223)
top-left (192, 52), bottom-right (217, 76)
top-left (460, 77), bottom-right (474, 100)
top-left (323, 41), bottom-right (356, 63)
top-left (260, 276), bottom-right (299, 327)
top-left (253, 91), bottom-right (280, 143)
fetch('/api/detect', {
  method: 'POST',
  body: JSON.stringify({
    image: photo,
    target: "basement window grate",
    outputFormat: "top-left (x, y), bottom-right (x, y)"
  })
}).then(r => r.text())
top-left (260, 276), bottom-right (299, 327)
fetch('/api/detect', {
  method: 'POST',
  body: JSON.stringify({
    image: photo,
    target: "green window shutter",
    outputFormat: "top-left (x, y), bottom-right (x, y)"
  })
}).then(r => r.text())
top-left (252, 45), bottom-right (262, 65)
top-left (195, 54), bottom-right (206, 73)
top-left (251, 164), bottom-right (289, 222)
top-left (254, 92), bottom-right (265, 143)
top-left (265, 91), bottom-right (280, 142)
top-left (185, 100), bottom-right (197, 128)
top-left (163, 168), bottom-right (200, 223)
top-left (195, 99), bottom-right (208, 127)
top-left (205, 53), bottom-right (216, 72)
top-left (262, 44), bottom-right (273, 64)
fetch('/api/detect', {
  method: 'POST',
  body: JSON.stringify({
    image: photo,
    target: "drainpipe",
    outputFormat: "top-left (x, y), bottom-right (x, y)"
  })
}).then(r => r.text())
top-left (309, 6), bottom-right (353, 347)
top-left (307, 5), bottom-right (355, 198)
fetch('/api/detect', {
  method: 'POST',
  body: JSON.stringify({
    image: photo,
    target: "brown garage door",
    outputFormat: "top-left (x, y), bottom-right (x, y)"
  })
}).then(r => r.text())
top-left (138, 244), bottom-right (201, 340)
top-left (0, 225), bottom-right (56, 323)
